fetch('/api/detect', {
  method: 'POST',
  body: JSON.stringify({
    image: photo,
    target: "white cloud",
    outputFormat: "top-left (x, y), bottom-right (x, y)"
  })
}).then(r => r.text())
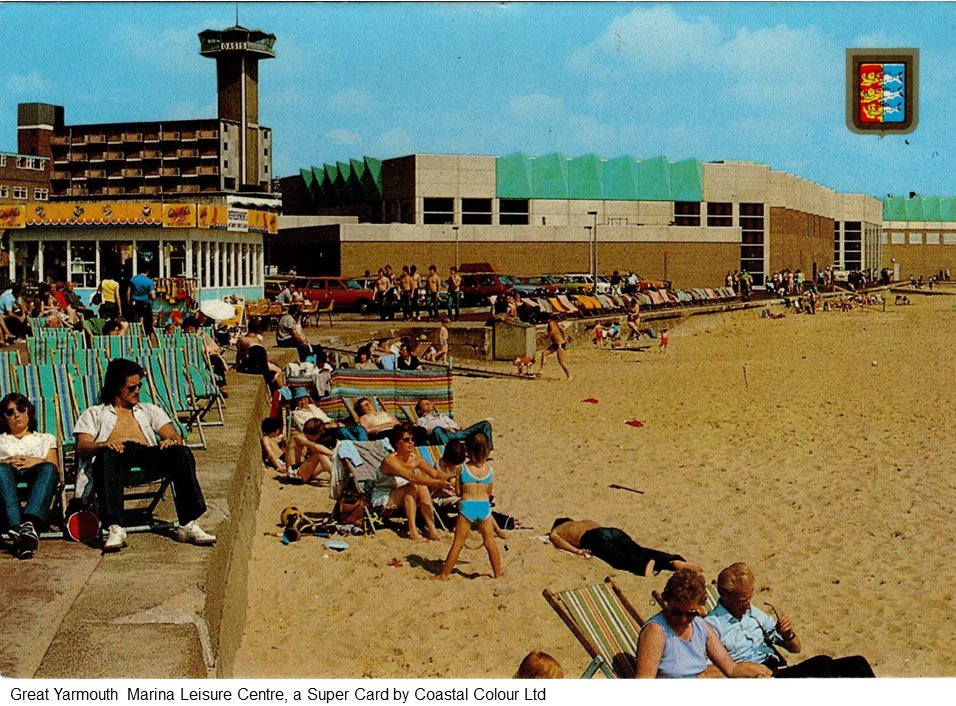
top-left (325, 128), bottom-right (362, 146)
top-left (326, 88), bottom-right (376, 115)
top-left (507, 93), bottom-right (564, 121)
top-left (853, 31), bottom-right (896, 48)
top-left (570, 5), bottom-right (723, 76)
top-left (5, 70), bottom-right (52, 94)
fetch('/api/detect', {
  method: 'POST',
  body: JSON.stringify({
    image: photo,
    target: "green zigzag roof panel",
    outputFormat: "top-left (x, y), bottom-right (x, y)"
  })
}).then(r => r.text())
top-left (363, 157), bottom-right (383, 199)
top-left (670, 158), bottom-right (704, 202)
top-left (300, 168), bottom-right (317, 205)
top-left (311, 166), bottom-right (330, 205)
top-left (568, 154), bottom-right (604, 199)
top-left (532, 153), bottom-right (569, 199)
top-left (883, 195), bottom-right (956, 221)
top-left (603, 156), bottom-right (641, 200)
top-left (637, 156), bottom-right (672, 201)
top-left (496, 153), bottom-right (697, 201)
top-left (497, 152), bottom-right (533, 198)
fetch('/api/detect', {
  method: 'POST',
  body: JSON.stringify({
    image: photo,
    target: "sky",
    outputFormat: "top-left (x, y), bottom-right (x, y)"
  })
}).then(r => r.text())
top-left (1, 2), bottom-right (955, 198)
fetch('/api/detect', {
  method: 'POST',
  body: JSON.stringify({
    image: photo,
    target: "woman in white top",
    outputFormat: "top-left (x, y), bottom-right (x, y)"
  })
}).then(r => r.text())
top-left (0, 393), bottom-right (59, 560)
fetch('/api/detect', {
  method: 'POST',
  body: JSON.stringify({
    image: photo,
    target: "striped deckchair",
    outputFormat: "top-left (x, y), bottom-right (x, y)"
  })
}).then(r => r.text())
top-left (318, 369), bottom-right (454, 423)
top-left (543, 577), bottom-right (647, 679)
top-left (0, 350), bottom-right (20, 393)
top-left (556, 294), bottom-right (581, 315)
top-left (138, 353), bottom-right (198, 447)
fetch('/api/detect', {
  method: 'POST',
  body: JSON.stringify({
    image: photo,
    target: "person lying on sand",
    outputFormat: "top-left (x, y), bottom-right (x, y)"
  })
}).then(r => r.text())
top-left (548, 518), bottom-right (701, 577)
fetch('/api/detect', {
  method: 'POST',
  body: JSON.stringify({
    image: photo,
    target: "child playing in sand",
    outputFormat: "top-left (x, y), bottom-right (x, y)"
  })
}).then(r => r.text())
top-left (261, 416), bottom-right (288, 474)
top-left (437, 431), bottom-right (506, 580)
top-left (285, 418), bottom-right (334, 483)
top-left (593, 322), bottom-right (606, 348)
top-left (659, 327), bottom-right (669, 353)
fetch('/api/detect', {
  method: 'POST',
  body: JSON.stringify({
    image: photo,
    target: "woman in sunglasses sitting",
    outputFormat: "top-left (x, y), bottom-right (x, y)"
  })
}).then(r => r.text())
top-left (0, 393), bottom-right (59, 560)
top-left (636, 568), bottom-right (772, 678)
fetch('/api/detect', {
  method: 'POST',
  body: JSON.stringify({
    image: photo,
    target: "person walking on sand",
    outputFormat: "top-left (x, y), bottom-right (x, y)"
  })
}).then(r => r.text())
top-left (437, 431), bottom-right (506, 580)
top-left (659, 327), bottom-right (669, 353)
top-left (539, 315), bottom-right (572, 380)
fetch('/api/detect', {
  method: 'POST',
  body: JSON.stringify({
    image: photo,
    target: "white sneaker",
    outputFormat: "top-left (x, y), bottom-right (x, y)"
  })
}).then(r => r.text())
top-left (103, 524), bottom-right (127, 552)
top-left (175, 521), bottom-right (217, 546)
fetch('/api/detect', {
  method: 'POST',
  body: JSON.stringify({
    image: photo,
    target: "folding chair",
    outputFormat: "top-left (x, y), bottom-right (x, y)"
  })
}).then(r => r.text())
top-left (139, 353), bottom-right (201, 448)
top-left (542, 576), bottom-right (647, 678)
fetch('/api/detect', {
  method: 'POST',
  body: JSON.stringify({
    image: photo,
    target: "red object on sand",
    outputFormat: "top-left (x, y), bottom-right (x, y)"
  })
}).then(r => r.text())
top-left (66, 511), bottom-right (100, 542)
top-left (625, 420), bottom-right (645, 428)
top-left (582, 398), bottom-right (599, 404)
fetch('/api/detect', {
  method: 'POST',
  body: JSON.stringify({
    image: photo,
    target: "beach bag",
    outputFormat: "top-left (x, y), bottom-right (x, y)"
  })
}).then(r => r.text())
top-left (334, 489), bottom-right (365, 527)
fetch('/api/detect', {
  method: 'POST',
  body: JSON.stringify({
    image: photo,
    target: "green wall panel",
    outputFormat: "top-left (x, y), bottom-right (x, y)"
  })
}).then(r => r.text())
top-left (497, 152), bottom-right (534, 198)
top-left (603, 156), bottom-right (640, 200)
top-left (568, 153), bottom-right (604, 199)
top-left (532, 153), bottom-right (569, 199)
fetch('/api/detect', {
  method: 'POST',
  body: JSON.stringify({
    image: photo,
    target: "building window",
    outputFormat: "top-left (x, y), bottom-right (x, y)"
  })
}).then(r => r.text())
top-left (263, 165), bottom-right (269, 174)
top-left (944, 234), bottom-right (956, 245)
top-left (461, 198), bottom-right (492, 225)
top-left (673, 201), bottom-right (701, 226)
top-left (423, 197), bottom-right (454, 225)
top-left (264, 148), bottom-right (269, 155)
top-left (739, 203), bottom-right (764, 286)
top-left (706, 202), bottom-right (733, 227)
top-left (0, 155), bottom-right (6, 167)
top-left (499, 198), bottom-right (529, 225)
top-left (926, 233), bottom-right (940, 245)
top-left (12, 186), bottom-right (28, 200)
top-left (909, 233), bottom-right (924, 245)
top-left (891, 232), bottom-right (905, 245)
top-left (223, 143), bottom-right (229, 150)
top-left (34, 188), bottom-right (48, 201)
top-left (223, 160), bottom-right (229, 169)
top-left (844, 221), bottom-right (862, 270)
top-left (0, 186), bottom-right (8, 198)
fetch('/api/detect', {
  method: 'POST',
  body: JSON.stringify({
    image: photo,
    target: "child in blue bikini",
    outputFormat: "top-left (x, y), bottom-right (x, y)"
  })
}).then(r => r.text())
top-left (436, 431), bottom-right (506, 580)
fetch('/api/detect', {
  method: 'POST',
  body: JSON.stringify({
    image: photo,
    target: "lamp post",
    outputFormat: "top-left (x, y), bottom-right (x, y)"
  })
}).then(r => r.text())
top-left (452, 225), bottom-right (460, 268)
top-left (584, 225), bottom-right (592, 275)
top-left (587, 210), bottom-right (598, 291)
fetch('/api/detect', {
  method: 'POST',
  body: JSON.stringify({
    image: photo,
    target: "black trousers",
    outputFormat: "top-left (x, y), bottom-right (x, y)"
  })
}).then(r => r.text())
top-left (769, 654), bottom-right (875, 678)
top-left (92, 444), bottom-right (206, 527)
top-left (579, 527), bottom-right (684, 576)
top-left (130, 300), bottom-right (154, 335)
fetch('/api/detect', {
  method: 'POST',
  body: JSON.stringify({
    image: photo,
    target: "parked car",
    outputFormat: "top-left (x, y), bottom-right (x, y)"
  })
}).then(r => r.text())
top-left (458, 272), bottom-right (516, 306)
top-left (264, 276), bottom-right (306, 301)
top-left (300, 276), bottom-right (376, 313)
top-left (558, 273), bottom-right (611, 294)
top-left (512, 275), bottom-right (564, 297)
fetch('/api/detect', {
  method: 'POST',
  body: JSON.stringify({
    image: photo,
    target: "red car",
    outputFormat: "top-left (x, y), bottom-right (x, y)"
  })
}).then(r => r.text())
top-left (300, 276), bottom-right (376, 313)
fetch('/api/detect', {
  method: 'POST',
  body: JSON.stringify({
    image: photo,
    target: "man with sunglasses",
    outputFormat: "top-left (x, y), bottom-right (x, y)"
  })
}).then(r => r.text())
top-left (706, 562), bottom-right (874, 678)
top-left (74, 358), bottom-right (216, 552)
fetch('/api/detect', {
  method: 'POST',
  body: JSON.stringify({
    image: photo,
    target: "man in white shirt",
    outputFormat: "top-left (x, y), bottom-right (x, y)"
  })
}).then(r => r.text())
top-left (414, 398), bottom-right (494, 449)
top-left (74, 358), bottom-right (216, 552)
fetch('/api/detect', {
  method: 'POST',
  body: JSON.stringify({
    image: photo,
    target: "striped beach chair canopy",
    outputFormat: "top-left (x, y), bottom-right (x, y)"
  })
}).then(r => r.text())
top-left (318, 369), bottom-right (453, 423)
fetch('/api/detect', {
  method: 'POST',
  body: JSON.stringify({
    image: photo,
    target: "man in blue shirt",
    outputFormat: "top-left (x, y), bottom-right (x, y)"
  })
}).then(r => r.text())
top-left (128, 267), bottom-right (156, 335)
top-left (706, 562), bottom-right (874, 678)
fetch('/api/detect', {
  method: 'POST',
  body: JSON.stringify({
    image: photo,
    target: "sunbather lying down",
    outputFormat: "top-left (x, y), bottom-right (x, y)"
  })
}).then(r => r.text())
top-left (548, 518), bottom-right (702, 577)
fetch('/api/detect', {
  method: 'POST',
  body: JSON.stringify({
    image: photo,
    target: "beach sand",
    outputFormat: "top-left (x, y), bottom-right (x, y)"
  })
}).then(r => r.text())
top-left (232, 294), bottom-right (956, 678)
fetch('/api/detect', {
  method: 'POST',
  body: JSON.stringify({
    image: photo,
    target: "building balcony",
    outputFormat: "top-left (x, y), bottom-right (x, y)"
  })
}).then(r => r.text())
top-left (160, 168), bottom-right (180, 177)
top-left (71, 186), bottom-right (90, 196)
top-left (88, 170), bottom-right (107, 179)
top-left (143, 150), bottom-right (162, 159)
top-left (106, 186), bottom-right (124, 195)
top-left (88, 135), bottom-right (106, 144)
top-left (161, 131), bottom-right (180, 141)
top-left (50, 135), bottom-right (70, 146)
top-left (51, 170), bottom-right (70, 180)
top-left (198, 166), bottom-right (220, 175)
top-left (107, 174), bottom-right (123, 180)
top-left (181, 170), bottom-right (199, 178)
top-left (53, 156), bottom-right (69, 165)
top-left (198, 129), bottom-right (219, 140)
top-left (89, 154), bottom-right (105, 163)
top-left (125, 154), bottom-right (143, 162)
top-left (68, 154), bottom-right (86, 162)
top-left (144, 132), bottom-right (160, 142)
top-left (70, 136), bottom-right (88, 146)
top-left (177, 184), bottom-right (201, 193)
top-left (105, 151), bottom-right (123, 161)
top-left (72, 174), bottom-right (87, 181)
top-left (123, 132), bottom-right (143, 142)
top-left (181, 131), bottom-right (198, 141)
top-left (200, 151), bottom-right (219, 159)
top-left (145, 173), bottom-right (160, 179)
top-left (178, 148), bottom-right (200, 158)
top-left (143, 185), bottom-right (162, 194)
top-left (122, 168), bottom-right (143, 177)
top-left (107, 134), bottom-right (123, 144)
